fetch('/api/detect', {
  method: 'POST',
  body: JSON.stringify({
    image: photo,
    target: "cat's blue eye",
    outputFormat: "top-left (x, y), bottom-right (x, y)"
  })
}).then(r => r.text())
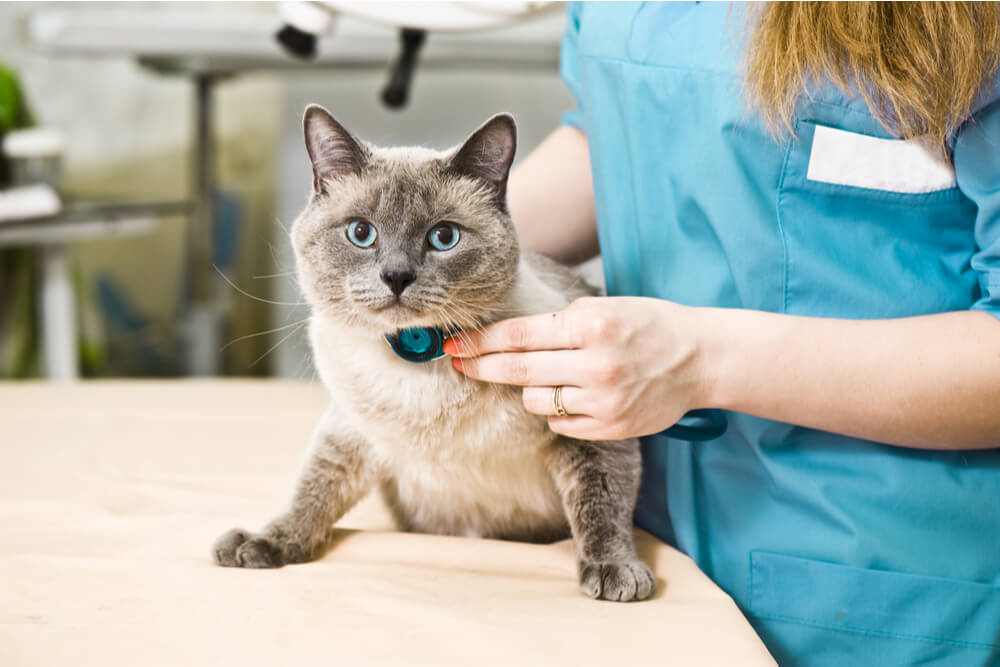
top-left (428, 222), bottom-right (460, 251)
top-left (346, 220), bottom-right (377, 248)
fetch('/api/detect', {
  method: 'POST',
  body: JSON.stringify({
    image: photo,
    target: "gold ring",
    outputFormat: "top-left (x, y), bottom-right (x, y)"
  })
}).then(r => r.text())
top-left (552, 385), bottom-right (568, 417)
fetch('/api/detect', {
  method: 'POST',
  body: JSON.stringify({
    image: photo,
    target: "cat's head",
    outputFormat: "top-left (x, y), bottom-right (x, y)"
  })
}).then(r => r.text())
top-left (291, 105), bottom-right (520, 334)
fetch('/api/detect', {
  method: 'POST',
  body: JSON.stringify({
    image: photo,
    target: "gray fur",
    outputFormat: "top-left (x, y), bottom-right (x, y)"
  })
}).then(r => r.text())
top-left (213, 107), bottom-right (652, 602)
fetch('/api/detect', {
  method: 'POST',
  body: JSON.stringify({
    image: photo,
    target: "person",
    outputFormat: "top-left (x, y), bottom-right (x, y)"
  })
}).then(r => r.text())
top-left (443, 3), bottom-right (1000, 664)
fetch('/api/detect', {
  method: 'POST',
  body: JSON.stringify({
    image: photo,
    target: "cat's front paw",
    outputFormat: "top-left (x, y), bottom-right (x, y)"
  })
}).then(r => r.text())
top-left (578, 558), bottom-right (655, 602)
top-left (212, 528), bottom-right (285, 569)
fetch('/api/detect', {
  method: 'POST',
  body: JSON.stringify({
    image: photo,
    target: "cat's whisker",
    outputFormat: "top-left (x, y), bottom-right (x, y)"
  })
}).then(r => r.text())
top-left (214, 265), bottom-right (308, 307)
top-left (273, 216), bottom-right (291, 235)
top-left (437, 301), bottom-right (508, 402)
top-left (252, 270), bottom-right (298, 280)
top-left (448, 280), bottom-right (516, 290)
top-left (248, 321), bottom-right (309, 369)
top-left (220, 317), bottom-right (310, 352)
top-left (445, 291), bottom-right (520, 313)
top-left (437, 301), bottom-right (479, 329)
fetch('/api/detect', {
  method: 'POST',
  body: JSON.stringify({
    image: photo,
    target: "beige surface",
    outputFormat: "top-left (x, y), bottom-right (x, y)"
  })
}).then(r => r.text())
top-left (0, 380), bottom-right (774, 666)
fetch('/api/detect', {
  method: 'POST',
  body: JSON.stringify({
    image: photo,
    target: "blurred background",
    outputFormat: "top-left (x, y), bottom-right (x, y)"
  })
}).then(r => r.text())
top-left (0, 1), bottom-right (574, 380)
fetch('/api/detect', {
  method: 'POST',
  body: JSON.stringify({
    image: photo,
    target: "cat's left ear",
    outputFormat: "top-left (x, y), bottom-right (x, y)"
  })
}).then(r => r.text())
top-left (303, 104), bottom-right (370, 194)
top-left (447, 113), bottom-right (517, 203)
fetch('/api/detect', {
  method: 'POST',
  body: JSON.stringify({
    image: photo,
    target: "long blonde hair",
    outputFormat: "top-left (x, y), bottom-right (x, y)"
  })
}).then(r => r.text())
top-left (743, 2), bottom-right (1000, 156)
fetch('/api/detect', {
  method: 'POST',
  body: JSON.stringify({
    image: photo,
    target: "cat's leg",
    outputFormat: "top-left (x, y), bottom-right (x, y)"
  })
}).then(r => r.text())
top-left (213, 422), bottom-right (381, 569)
top-left (545, 436), bottom-right (654, 602)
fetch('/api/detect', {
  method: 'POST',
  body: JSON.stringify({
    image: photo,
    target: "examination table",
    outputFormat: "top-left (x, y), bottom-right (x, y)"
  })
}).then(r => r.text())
top-left (1, 380), bottom-right (775, 666)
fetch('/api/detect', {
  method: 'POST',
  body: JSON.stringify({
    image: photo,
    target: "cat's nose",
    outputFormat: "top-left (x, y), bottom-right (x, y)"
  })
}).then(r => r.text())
top-left (380, 270), bottom-right (416, 296)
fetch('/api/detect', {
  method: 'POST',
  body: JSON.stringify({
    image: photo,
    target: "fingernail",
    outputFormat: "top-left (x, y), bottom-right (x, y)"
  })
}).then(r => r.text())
top-left (451, 357), bottom-right (464, 372)
top-left (443, 337), bottom-right (461, 355)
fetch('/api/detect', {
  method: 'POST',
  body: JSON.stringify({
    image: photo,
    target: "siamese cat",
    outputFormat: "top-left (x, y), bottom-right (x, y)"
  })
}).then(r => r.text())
top-left (213, 107), bottom-right (653, 602)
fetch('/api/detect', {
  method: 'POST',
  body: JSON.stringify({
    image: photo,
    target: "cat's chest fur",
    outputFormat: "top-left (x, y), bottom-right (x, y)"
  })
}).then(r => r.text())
top-left (311, 317), bottom-right (547, 452)
top-left (310, 318), bottom-right (566, 540)
top-left (308, 258), bottom-right (584, 540)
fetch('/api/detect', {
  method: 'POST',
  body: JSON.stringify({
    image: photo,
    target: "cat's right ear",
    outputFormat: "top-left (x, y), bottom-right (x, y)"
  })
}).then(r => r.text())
top-left (303, 105), bottom-right (369, 194)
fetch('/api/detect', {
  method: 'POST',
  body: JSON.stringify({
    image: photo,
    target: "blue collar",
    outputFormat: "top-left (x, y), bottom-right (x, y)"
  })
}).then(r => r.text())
top-left (385, 327), bottom-right (452, 363)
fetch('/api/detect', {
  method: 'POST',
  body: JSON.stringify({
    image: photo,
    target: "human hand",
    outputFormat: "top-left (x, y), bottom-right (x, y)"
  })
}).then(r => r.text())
top-left (445, 296), bottom-right (709, 440)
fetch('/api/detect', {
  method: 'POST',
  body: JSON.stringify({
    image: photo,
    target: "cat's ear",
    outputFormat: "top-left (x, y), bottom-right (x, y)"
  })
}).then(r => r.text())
top-left (447, 113), bottom-right (517, 202)
top-left (303, 105), bottom-right (369, 193)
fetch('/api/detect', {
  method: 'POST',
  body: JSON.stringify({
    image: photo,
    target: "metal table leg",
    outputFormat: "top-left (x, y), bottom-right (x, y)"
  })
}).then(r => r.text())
top-left (38, 243), bottom-right (78, 380)
top-left (184, 73), bottom-right (222, 376)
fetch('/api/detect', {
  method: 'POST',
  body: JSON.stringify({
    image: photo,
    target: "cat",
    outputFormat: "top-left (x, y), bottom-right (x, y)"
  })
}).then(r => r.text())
top-left (212, 106), bottom-right (654, 602)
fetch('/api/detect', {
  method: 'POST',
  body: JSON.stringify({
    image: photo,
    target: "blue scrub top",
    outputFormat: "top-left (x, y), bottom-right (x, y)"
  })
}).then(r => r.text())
top-left (560, 3), bottom-right (1000, 665)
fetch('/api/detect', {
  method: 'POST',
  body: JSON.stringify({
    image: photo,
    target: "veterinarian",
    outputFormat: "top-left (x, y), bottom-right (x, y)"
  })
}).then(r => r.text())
top-left (448, 3), bottom-right (1000, 664)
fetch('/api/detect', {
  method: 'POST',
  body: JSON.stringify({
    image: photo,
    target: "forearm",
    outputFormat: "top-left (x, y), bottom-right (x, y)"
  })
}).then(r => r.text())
top-left (507, 125), bottom-right (600, 264)
top-left (697, 308), bottom-right (1000, 449)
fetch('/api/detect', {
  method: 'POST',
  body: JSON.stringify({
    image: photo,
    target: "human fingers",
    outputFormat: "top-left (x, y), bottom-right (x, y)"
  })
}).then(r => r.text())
top-left (443, 310), bottom-right (578, 357)
top-left (546, 415), bottom-right (636, 441)
top-left (451, 350), bottom-right (588, 387)
top-left (521, 385), bottom-right (590, 417)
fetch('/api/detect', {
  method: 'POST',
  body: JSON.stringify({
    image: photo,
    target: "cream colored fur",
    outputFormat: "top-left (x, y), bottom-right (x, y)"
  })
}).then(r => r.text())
top-left (309, 255), bottom-right (589, 539)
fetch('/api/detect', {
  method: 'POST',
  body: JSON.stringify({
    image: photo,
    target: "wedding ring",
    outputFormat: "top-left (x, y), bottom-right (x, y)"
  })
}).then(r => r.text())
top-left (552, 385), bottom-right (569, 417)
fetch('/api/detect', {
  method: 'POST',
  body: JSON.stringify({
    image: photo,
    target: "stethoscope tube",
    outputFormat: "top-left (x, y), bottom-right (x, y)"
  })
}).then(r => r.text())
top-left (660, 408), bottom-right (728, 441)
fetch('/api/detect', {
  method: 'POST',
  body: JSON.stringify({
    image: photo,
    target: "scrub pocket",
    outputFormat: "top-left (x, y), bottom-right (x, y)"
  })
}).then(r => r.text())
top-left (749, 551), bottom-right (1000, 665)
top-left (776, 120), bottom-right (979, 318)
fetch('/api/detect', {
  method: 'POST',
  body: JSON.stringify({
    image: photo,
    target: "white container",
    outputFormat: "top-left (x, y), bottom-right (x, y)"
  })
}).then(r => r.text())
top-left (2, 127), bottom-right (65, 190)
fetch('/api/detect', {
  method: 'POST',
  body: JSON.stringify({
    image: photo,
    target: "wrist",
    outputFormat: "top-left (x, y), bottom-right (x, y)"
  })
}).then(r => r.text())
top-left (687, 306), bottom-right (749, 411)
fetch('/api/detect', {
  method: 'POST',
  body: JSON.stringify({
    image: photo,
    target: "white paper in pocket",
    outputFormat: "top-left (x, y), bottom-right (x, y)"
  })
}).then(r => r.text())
top-left (806, 125), bottom-right (956, 194)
